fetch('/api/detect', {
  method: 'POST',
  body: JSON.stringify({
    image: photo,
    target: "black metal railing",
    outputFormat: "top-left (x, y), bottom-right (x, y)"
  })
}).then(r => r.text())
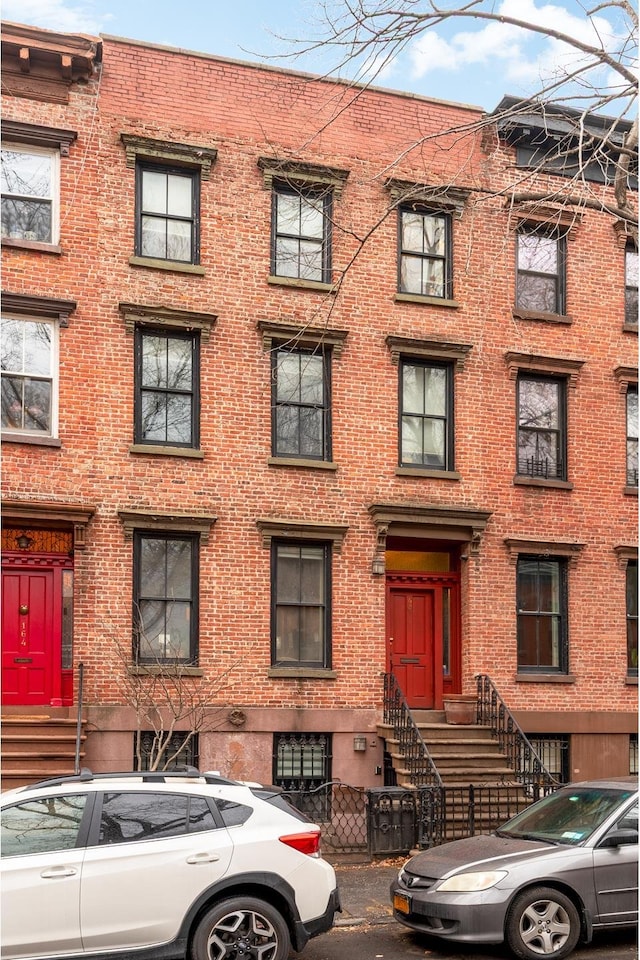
top-left (383, 673), bottom-right (443, 789)
top-left (417, 782), bottom-right (533, 848)
top-left (476, 673), bottom-right (561, 796)
top-left (74, 661), bottom-right (84, 775)
top-left (282, 781), bottom-right (368, 853)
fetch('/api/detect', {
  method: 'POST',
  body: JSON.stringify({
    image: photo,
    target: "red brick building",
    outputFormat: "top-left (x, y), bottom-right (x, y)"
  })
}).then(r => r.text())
top-left (2, 22), bottom-right (637, 790)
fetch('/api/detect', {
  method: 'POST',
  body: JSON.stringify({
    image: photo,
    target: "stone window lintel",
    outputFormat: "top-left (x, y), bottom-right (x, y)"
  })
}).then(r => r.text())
top-left (614, 365), bottom-right (638, 394)
top-left (510, 201), bottom-right (582, 238)
top-left (119, 302), bottom-right (217, 341)
top-left (386, 178), bottom-right (471, 217)
top-left (256, 519), bottom-right (348, 552)
top-left (504, 538), bottom-right (584, 567)
top-left (118, 510), bottom-right (217, 544)
top-left (120, 134), bottom-right (217, 179)
top-left (614, 544), bottom-right (638, 569)
top-left (2, 120), bottom-right (77, 155)
top-left (505, 351), bottom-right (585, 386)
top-left (258, 157), bottom-right (349, 197)
top-left (387, 335), bottom-right (472, 369)
top-left (368, 503), bottom-right (491, 557)
top-left (2, 291), bottom-right (76, 328)
top-left (257, 320), bottom-right (348, 357)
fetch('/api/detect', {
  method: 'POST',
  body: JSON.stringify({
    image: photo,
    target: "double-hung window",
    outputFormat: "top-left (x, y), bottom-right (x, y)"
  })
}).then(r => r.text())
top-left (516, 227), bottom-right (566, 315)
top-left (627, 560), bottom-right (638, 677)
top-left (517, 556), bottom-right (568, 673)
top-left (627, 385), bottom-right (638, 487)
top-left (1, 314), bottom-right (58, 437)
top-left (271, 541), bottom-right (330, 668)
top-left (272, 183), bottom-right (330, 282)
top-left (626, 244), bottom-right (638, 328)
top-left (272, 347), bottom-right (330, 460)
top-left (399, 208), bottom-right (451, 298)
top-left (1, 145), bottom-right (58, 244)
top-left (135, 327), bottom-right (199, 447)
top-left (136, 164), bottom-right (199, 264)
top-left (517, 374), bottom-right (566, 480)
top-left (133, 532), bottom-right (198, 663)
top-left (400, 359), bottom-right (453, 469)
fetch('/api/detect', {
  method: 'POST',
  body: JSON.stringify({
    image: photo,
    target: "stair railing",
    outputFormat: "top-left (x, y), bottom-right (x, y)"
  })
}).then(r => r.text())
top-left (476, 673), bottom-right (561, 797)
top-left (383, 673), bottom-right (443, 789)
top-left (74, 662), bottom-right (84, 775)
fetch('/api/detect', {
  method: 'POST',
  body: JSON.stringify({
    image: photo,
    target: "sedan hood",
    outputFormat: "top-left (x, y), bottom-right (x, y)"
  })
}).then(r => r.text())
top-left (405, 833), bottom-right (568, 879)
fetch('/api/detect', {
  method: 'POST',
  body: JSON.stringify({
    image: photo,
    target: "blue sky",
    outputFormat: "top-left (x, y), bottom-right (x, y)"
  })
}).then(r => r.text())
top-left (2, 0), bottom-right (628, 110)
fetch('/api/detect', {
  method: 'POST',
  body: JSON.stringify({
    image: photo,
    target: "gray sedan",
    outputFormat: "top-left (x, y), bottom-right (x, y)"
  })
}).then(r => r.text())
top-left (390, 777), bottom-right (638, 960)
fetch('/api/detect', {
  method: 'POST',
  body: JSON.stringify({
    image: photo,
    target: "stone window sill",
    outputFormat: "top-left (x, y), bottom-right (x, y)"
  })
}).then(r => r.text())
top-left (516, 673), bottom-right (576, 683)
top-left (2, 432), bottom-right (61, 447)
top-left (268, 667), bottom-right (337, 679)
top-left (395, 293), bottom-right (459, 308)
top-left (624, 485), bottom-right (638, 497)
top-left (625, 675), bottom-right (638, 685)
top-left (622, 323), bottom-right (638, 335)
top-left (2, 237), bottom-right (62, 254)
top-left (513, 475), bottom-right (573, 491)
top-left (129, 255), bottom-right (205, 276)
top-left (129, 444), bottom-right (205, 459)
top-left (396, 466), bottom-right (460, 480)
top-left (267, 275), bottom-right (335, 293)
top-left (128, 664), bottom-right (203, 677)
top-left (512, 308), bottom-right (572, 325)
top-left (268, 456), bottom-right (337, 471)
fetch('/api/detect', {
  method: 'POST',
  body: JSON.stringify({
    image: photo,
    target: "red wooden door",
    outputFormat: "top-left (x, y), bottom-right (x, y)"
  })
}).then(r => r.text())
top-left (2, 568), bottom-right (55, 705)
top-left (386, 582), bottom-right (442, 709)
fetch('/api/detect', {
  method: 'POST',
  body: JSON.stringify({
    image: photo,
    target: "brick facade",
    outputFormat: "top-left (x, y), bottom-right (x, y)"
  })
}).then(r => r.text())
top-left (2, 23), bottom-right (637, 787)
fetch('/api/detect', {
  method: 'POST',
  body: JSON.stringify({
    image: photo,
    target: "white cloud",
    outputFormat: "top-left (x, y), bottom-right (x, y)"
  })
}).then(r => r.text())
top-left (1, 0), bottom-right (110, 35)
top-left (408, 0), bottom-right (621, 95)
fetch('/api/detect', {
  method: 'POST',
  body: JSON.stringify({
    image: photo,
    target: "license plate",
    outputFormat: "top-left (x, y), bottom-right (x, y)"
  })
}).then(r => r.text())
top-left (393, 892), bottom-right (411, 915)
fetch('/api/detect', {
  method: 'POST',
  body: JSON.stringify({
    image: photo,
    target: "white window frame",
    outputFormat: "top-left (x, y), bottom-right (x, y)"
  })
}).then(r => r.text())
top-left (1, 313), bottom-right (60, 439)
top-left (1, 143), bottom-right (60, 245)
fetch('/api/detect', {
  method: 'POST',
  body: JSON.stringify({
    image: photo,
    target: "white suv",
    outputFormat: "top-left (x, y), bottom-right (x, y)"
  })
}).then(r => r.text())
top-left (1, 768), bottom-right (340, 960)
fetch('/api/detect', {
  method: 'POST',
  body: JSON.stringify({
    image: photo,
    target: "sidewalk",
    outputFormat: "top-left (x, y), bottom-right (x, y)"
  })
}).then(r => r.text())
top-left (330, 857), bottom-right (404, 927)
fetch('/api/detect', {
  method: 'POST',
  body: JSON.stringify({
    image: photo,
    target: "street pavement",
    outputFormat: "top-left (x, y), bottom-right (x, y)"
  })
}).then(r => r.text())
top-left (299, 857), bottom-right (639, 960)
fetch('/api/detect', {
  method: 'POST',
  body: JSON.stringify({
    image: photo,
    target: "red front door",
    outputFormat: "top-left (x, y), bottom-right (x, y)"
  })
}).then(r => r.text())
top-left (386, 580), bottom-right (442, 709)
top-left (2, 567), bottom-right (57, 705)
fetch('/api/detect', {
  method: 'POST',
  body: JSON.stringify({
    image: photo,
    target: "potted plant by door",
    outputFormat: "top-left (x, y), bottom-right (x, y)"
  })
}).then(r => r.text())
top-left (442, 694), bottom-right (477, 725)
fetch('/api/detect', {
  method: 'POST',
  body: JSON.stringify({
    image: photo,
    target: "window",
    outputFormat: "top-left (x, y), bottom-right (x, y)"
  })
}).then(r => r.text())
top-left (136, 164), bottom-right (199, 264)
top-left (98, 792), bottom-right (216, 844)
top-left (135, 327), bottom-right (199, 447)
top-left (627, 385), bottom-right (638, 487)
top-left (1, 795), bottom-right (87, 857)
top-left (1, 315), bottom-right (57, 437)
top-left (627, 560), bottom-right (638, 676)
top-left (527, 734), bottom-right (569, 783)
top-left (134, 731), bottom-right (199, 771)
top-left (272, 183), bottom-right (330, 282)
top-left (273, 733), bottom-right (331, 820)
top-left (517, 556), bottom-right (568, 672)
top-left (1, 145), bottom-right (58, 244)
top-left (516, 227), bottom-right (566, 315)
top-left (134, 533), bottom-right (198, 663)
top-left (626, 244), bottom-right (638, 328)
top-left (399, 208), bottom-right (451, 298)
top-left (400, 359), bottom-right (453, 469)
top-left (272, 541), bottom-right (330, 668)
top-left (517, 374), bottom-right (566, 480)
top-left (272, 347), bottom-right (330, 460)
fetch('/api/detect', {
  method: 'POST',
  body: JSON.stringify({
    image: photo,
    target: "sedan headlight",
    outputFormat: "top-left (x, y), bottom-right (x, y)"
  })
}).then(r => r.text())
top-left (437, 870), bottom-right (508, 892)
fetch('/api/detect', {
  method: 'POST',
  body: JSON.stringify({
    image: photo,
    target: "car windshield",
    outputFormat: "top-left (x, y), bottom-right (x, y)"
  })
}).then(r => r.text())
top-left (498, 787), bottom-right (635, 846)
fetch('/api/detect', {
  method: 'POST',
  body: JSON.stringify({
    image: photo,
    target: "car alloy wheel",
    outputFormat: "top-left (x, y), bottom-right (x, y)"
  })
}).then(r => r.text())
top-left (506, 886), bottom-right (580, 960)
top-left (192, 897), bottom-right (290, 960)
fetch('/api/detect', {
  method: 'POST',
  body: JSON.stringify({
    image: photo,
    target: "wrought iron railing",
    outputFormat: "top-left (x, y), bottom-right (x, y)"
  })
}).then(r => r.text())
top-left (383, 673), bottom-right (443, 789)
top-left (476, 673), bottom-right (561, 796)
top-left (281, 781), bottom-right (367, 853)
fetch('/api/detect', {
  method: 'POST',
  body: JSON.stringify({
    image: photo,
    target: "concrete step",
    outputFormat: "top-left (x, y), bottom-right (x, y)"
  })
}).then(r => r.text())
top-left (429, 754), bottom-right (508, 767)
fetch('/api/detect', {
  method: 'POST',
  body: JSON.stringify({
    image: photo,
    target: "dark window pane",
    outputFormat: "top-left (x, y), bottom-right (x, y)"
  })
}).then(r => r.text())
top-left (99, 793), bottom-right (188, 844)
top-left (215, 799), bottom-right (252, 827)
top-left (275, 405), bottom-right (300, 454)
top-left (517, 273), bottom-right (557, 312)
top-left (274, 543), bottom-right (327, 666)
top-left (165, 394), bottom-right (192, 443)
top-left (299, 407), bottom-right (323, 457)
top-left (1, 796), bottom-right (86, 857)
top-left (1, 198), bottom-right (52, 242)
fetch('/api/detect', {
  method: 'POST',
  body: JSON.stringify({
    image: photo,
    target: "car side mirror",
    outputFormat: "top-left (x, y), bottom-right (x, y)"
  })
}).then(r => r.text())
top-left (599, 828), bottom-right (638, 848)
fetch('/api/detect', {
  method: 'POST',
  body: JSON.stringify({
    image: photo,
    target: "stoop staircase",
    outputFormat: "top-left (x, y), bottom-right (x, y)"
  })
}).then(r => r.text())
top-left (378, 674), bottom-right (560, 844)
top-left (1, 710), bottom-right (87, 791)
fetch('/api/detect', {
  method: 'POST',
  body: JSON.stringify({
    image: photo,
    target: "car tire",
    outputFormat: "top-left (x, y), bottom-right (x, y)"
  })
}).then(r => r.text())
top-left (505, 886), bottom-right (581, 960)
top-left (191, 896), bottom-right (291, 960)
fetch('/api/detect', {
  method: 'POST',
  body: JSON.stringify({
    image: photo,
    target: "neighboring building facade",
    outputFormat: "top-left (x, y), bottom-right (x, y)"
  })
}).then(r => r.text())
top-left (1, 22), bottom-right (637, 789)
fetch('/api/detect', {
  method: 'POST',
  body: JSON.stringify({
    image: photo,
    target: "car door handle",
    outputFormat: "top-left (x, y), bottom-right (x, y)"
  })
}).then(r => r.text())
top-left (186, 852), bottom-right (220, 864)
top-left (40, 867), bottom-right (78, 879)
